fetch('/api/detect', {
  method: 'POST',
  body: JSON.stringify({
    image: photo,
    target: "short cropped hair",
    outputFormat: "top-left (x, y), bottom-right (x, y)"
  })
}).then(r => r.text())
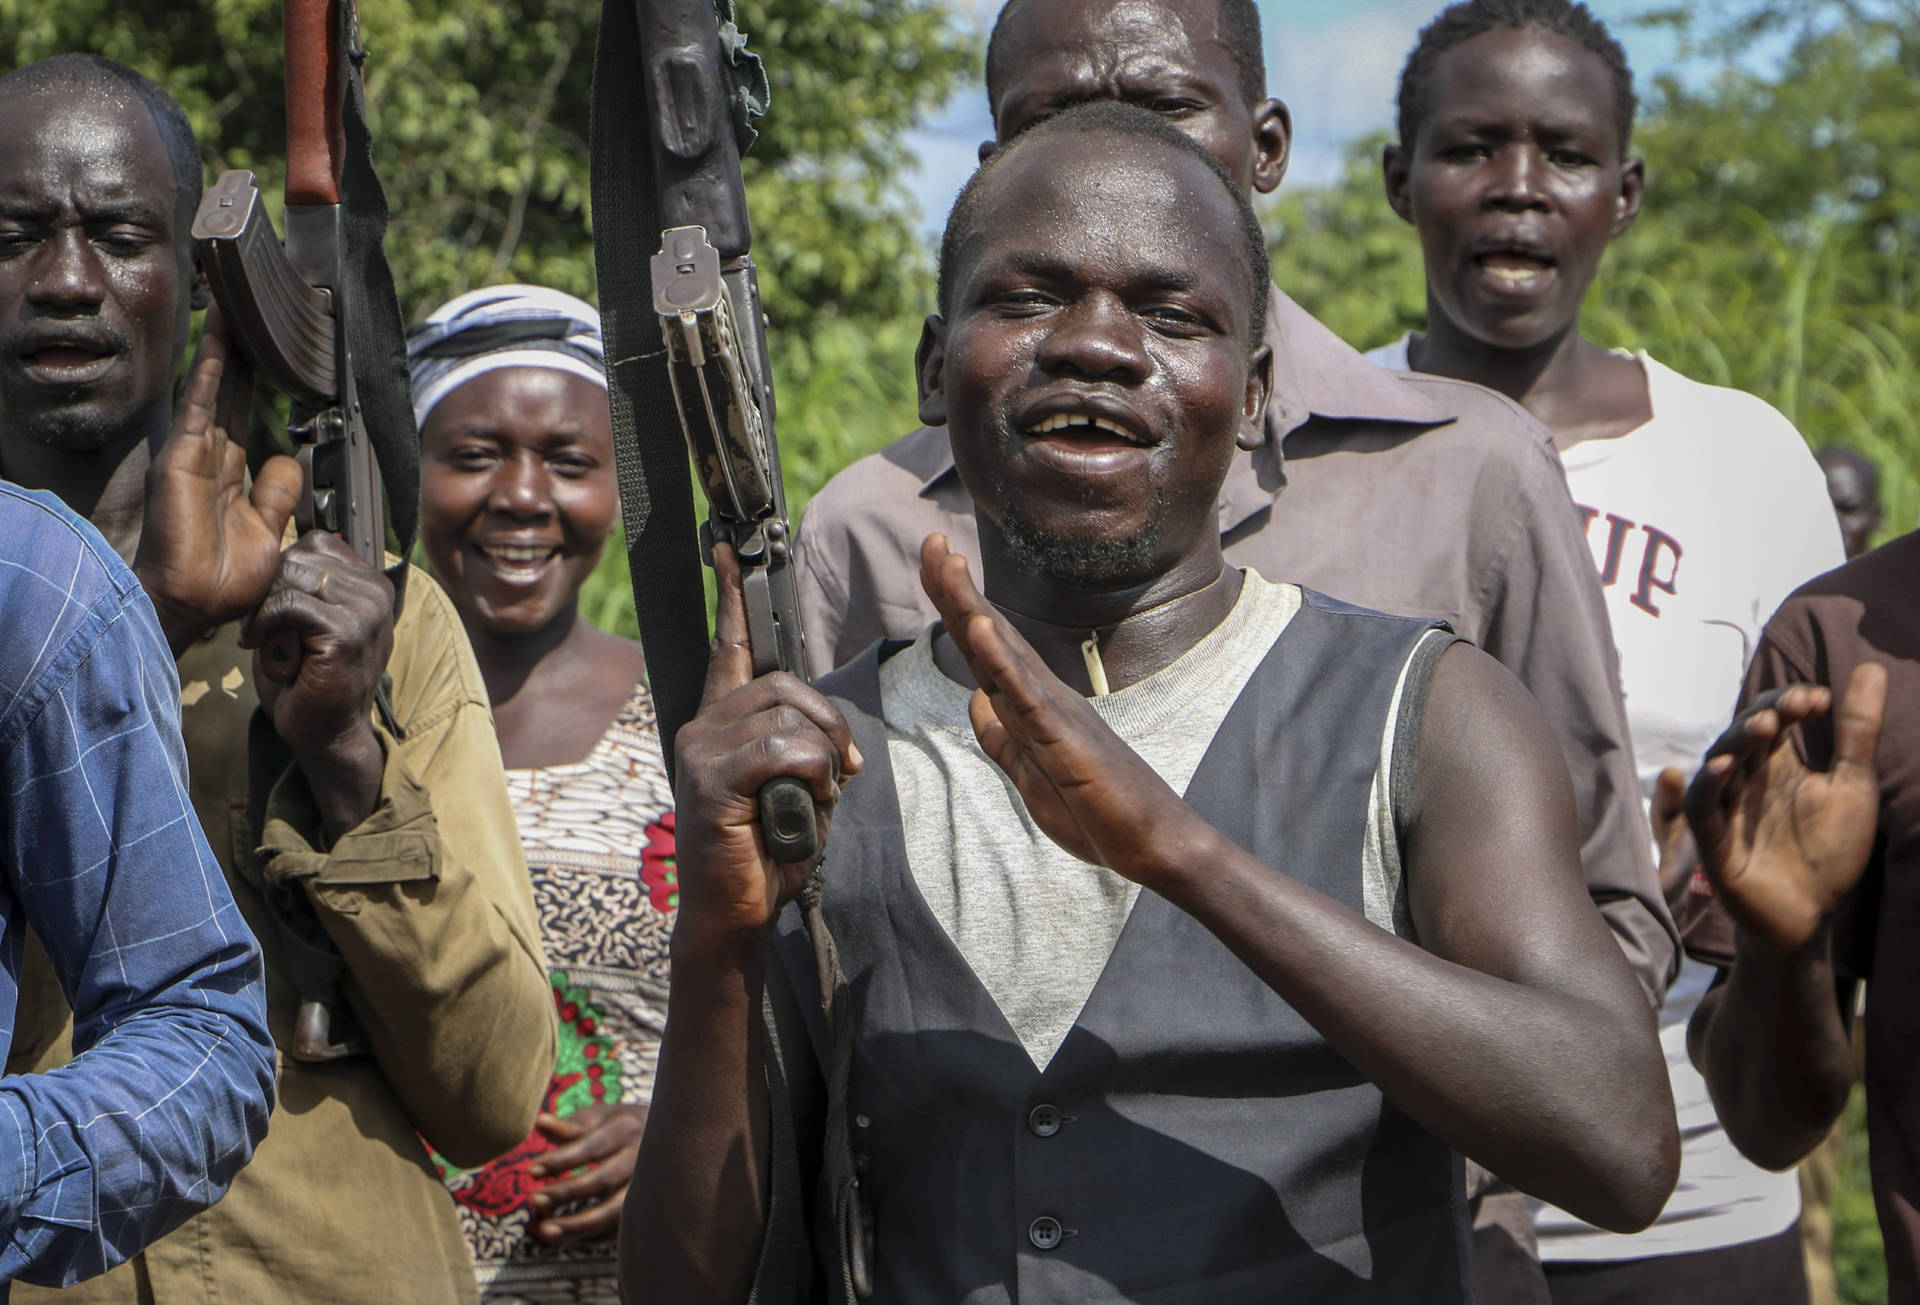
top-left (985, 0), bottom-right (1268, 112)
top-left (938, 99), bottom-right (1271, 342)
top-left (0, 55), bottom-right (204, 212)
top-left (1396, 0), bottom-right (1635, 152)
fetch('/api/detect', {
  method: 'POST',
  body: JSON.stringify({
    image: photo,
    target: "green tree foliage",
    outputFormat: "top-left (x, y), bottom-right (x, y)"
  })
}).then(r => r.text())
top-left (1265, 138), bottom-right (1426, 355)
top-left (3, 0), bottom-right (965, 641)
top-left (0, 0), bottom-right (973, 332)
top-left (1266, 8), bottom-right (1920, 544)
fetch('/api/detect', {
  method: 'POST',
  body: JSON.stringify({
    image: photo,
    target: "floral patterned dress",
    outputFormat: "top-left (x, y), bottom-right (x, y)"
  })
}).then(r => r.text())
top-left (431, 684), bottom-right (675, 1303)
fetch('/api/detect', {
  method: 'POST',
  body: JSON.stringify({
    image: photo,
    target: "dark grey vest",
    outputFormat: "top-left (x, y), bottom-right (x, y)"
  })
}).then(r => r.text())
top-left (776, 589), bottom-right (1471, 1304)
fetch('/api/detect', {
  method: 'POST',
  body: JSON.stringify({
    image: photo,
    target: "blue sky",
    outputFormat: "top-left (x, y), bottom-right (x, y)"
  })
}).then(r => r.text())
top-left (900, 0), bottom-right (1690, 235)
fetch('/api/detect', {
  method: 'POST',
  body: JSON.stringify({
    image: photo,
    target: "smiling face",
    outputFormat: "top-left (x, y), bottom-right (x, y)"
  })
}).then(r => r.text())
top-left (420, 366), bottom-right (618, 639)
top-left (1390, 25), bottom-right (1641, 353)
top-left (924, 130), bottom-right (1268, 590)
top-left (0, 87), bottom-right (194, 461)
top-left (990, 0), bottom-right (1288, 195)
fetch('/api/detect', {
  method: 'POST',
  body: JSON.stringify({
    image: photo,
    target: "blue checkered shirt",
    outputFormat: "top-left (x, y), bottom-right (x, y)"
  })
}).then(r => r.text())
top-left (0, 483), bottom-right (273, 1291)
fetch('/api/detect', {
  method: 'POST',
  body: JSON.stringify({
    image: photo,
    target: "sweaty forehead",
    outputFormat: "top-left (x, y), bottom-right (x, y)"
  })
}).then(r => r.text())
top-left (996, 0), bottom-right (1232, 118)
top-left (0, 87), bottom-right (176, 217)
top-left (962, 134), bottom-right (1248, 306)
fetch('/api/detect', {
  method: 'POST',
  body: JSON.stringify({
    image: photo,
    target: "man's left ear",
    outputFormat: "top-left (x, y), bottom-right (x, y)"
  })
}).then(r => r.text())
top-left (1251, 98), bottom-right (1292, 195)
top-left (916, 315), bottom-right (950, 428)
top-left (1238, 344), bottom-right (1274, 450)
top-left (1613, 156), bottom-right (1646, 238)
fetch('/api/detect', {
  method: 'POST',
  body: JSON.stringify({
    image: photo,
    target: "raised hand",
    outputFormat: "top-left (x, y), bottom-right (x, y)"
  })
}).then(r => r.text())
top-left (240, 531), bottom-right (394, 839)
top-left (918, 534), bottom-right (1194, 882)
top-left (671, 544), bottom-right (861, 951)
top-left (526, 1104), bottom-right (649, 1244)
top-left (133, 310), bottom-right (305, 654)
top-left (1685, 663), bottom-right (1887, 956)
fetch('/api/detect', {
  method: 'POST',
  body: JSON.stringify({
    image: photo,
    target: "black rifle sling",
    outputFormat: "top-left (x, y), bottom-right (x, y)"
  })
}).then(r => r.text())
top-left (336, 0), bottom-right (419, 607)
top-left (590, 0), bottom-right (712, 785)
top-left (590, 4), bottom-right (860, 1299)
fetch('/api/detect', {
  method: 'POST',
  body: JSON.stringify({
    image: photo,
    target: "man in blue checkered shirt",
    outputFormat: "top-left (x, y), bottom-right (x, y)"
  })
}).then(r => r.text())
top-left (0, 480), bottom-right (273, 1292)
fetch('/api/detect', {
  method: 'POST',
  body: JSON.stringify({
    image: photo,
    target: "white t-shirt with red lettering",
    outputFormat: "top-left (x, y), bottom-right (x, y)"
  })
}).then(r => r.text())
top-left (1368, 336), bottom-right (1846, 1260)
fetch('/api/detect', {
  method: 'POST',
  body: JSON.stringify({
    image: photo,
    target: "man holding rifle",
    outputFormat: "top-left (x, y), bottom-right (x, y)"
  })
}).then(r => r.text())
top-left (0, 53), bottom-right (554, 1305)
top-left (625, 101), bottom-right (1676, 1305)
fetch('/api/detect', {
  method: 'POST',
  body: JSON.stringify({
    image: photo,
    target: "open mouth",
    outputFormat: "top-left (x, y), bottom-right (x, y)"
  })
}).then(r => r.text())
top-left (475, 542), bottom-right (563, 583)
top-left (1472, 248), bottom-right (1557, 292)
top-left (1022, 411), bottom-right (1149, 450)
top-left (19, 344), bottom-right (117, 382)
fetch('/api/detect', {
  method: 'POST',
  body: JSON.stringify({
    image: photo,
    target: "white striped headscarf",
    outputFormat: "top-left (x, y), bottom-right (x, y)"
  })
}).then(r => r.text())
top-left (407, 285), bottom-right (606, 427)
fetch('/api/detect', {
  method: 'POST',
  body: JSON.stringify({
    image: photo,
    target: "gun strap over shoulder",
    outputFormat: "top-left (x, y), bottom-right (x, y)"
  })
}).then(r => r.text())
top-left (334, 0), bottom-right (420, 604)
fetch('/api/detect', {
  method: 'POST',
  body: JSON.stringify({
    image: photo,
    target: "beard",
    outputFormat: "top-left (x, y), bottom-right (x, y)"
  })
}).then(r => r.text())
top-left (992, 473), bottom-right (1171, 587)
top-left (17, 408), bottom-right (120, 453)
top-left (0, 391), bottom-right (126, 455)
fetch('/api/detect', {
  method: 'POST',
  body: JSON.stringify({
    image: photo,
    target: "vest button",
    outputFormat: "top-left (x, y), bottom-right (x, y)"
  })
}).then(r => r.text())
top-left (1028, 1216), bottom-right (1064, 1251)
top-left (1028, 1104), bottom-right (1062, 1137)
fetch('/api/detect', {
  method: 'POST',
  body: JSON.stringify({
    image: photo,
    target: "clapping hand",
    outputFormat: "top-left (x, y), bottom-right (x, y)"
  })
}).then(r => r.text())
top-left (1685, 663), bottom-right (1887, 956)
top-left (918, 534), bottom-right (1194, 884)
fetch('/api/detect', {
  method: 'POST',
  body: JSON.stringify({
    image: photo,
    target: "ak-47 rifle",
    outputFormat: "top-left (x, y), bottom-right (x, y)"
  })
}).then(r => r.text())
top-left (602, 0), bottom-right (816, 860)
top-left (593, 1), bottom-right (873, 1294)
top-left (189, 0), bottom-right (422, 1063)
top-left (191, 0), bottom-right (385, 569)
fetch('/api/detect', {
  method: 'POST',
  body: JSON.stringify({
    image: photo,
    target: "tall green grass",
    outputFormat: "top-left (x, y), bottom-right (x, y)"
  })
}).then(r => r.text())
top-left (1587, 209), bottom-right (1920, 539)
top-left (1835, 1086), bottom-right (1886, 1305)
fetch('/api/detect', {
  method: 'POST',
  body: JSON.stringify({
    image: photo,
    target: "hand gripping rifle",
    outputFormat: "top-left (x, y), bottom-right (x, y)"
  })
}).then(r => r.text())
top-left (612, 0), bottom-right (815, 861)
top-left (592, 0), bottom-right (873, 1294)
top-left (189, 0), bottom-right (424, 1064)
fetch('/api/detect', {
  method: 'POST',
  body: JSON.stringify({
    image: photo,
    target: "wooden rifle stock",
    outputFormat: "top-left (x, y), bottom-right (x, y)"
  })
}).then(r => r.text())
top-left (284, 0), bottom-right (347, 206)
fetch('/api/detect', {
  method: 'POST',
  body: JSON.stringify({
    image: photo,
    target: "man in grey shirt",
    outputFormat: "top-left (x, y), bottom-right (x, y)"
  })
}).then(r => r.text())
top-left (793, 0), bottom-right (1674, 1009)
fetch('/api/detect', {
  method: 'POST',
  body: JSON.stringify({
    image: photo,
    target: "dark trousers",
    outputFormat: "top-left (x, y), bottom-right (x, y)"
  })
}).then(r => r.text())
top-left (1544, 1223), bottom-right (1811, 1305)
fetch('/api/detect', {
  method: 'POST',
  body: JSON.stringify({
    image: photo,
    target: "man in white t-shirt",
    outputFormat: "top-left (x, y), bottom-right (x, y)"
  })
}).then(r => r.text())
top-left (1368, 2), bottom-right (1843, 1303)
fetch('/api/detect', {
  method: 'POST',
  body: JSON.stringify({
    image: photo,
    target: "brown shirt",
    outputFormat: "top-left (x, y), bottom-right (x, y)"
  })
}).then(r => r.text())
top-left (1680, 531), bottom-right (1920, 1299)
top-left (793, 285), bottom-right (1675, 1001)
top-left (10, 566), bottom-right (556, 1305)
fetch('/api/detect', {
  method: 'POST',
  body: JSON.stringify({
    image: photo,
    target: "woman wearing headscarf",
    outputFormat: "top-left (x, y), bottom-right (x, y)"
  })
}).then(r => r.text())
top-left (410, 286), bottom-right (674, 1304)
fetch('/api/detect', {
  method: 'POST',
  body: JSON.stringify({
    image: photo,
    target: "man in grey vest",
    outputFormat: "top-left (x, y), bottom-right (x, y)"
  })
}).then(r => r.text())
top-left (622, 104), bottom-right (1676, 1305)
top-left (793, 0), bottom-right (1674, 1019)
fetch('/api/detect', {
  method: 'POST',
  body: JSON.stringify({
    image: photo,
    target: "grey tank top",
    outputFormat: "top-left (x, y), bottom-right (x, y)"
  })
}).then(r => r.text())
top-left (775, 588), bottom-right (1470, 1305)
